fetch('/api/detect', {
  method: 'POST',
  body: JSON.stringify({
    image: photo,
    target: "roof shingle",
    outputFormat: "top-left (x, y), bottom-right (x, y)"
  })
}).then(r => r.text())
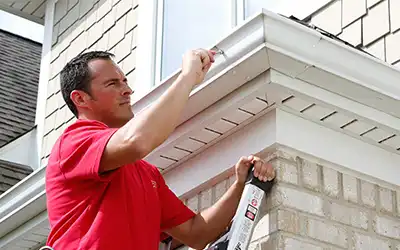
top-left (0, 29), bottom-right (42, 147)
top-left (0, 159), bottom-right (33, 195)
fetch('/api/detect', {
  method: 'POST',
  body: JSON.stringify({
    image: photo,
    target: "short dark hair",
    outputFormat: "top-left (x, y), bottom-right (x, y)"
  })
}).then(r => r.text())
top-left (60, 51), bottom-right (115, 117)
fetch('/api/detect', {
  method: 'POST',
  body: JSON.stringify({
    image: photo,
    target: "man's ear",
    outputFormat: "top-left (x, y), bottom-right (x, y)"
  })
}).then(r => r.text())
top-left (70, 90), bottom-right (91, 110)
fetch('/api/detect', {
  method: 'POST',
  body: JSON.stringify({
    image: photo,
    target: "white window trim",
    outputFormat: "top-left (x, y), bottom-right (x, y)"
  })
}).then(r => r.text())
top-left (35, 0), bottom-right (57, 167)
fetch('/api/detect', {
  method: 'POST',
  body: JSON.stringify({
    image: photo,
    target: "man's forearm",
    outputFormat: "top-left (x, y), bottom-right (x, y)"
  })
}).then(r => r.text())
top-left (120, 73), bottom-right (195, 156)
top-left (190, 180), bottom-right (245, 248)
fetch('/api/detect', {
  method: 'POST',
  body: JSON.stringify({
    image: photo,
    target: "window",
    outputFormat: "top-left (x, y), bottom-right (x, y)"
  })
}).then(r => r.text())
top-left (137, 0), bottom-right (332, 90)
top-left (157, 0), bottom-right (235, 82)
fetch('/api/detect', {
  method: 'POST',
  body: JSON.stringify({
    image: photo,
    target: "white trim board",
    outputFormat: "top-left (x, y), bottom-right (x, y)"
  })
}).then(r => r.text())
top-left (35, 0), bottom-right (56, 167)
top-left (164, 109), bottom-right (400, 198)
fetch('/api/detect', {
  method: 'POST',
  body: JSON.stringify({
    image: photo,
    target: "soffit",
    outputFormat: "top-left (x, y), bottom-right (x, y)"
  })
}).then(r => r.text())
top-left (0, 0), bottom-right (46, 24)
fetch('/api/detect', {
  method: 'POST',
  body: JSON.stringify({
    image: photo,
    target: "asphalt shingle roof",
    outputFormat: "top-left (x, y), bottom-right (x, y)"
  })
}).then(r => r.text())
top-left (0, 29), bottom-right (42, 147)
top-left (0, 159), bottom-right (33, 195)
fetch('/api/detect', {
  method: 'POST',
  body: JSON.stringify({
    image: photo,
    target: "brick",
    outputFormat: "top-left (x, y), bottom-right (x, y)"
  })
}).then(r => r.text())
top-left (186, 196), bottom-right (199, 213)
top-left (322, 167), bottom-right (340, 198)
top-left (109, 15), bottom-right (127, 49)
top-left (214, 179), bottom-right (227, 202)
top-left (361, 180), bottom-right (377, 208)
top-left (200, 188), bottom-right (212, 210)
top-left (270, 186), bottom-right (324, 216)
top-left (385, 32), bottom-right (400, 64)
top-left (362, 0), bottom-right (390, 45)
top-left (258, 233), bottom-right (278, 249)
top-left (379, 187), bottom-right (394, 213)
top-left (343, 174), bottom-right (358, 203)
top-left (352, 232), bottom-right (391, 249)
top-left (339, 19), bottom-right (362, 47)
top-left (390, 0), bottom-right (400, 32)
top-left (311, 0), bottom-right (341, 35)
top-left (276, 209), bottom-right (300, 234)
top-left (253, 212), bottom-right (274, 241)
top-left (374, 215), bottom-right (400, 239)
top-left (326, 201), bottom-right (368, 230)
top-left (281, 236), bottom-right (323, 250)
top-left (273, 159), bottom-right (298, 185)
top-left (125, 8), bottom-right (138, 33)
top-left (343, 0), bottom-right (367, 27)
top-left (365, 38), bottom-right (385, 61)
top-left (368, 0), bottom-right (384, 7)
top-left (301, 160), bottom-right (319, 191)
top-left (300, 216), bottom-right (348, 248)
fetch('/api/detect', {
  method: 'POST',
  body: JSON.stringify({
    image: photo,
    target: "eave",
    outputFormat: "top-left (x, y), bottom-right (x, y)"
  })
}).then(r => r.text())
top-left (1, 9), bottom-right (400, 249)
top-left (0, 0), bottom-right (46, 25)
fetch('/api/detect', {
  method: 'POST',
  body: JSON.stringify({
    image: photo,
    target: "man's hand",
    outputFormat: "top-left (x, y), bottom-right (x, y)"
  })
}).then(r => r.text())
top-left (235, 155), bottom-right (275, 184)
top-left (181, 49), bottom-right (216, 86)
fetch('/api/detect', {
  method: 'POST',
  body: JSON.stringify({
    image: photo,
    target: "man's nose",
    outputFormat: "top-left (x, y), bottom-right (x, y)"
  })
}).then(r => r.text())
top-left (122, 83), bottom-right (133, 96)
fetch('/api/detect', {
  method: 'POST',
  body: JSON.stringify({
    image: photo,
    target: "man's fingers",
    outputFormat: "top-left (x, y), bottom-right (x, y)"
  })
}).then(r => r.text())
top-left (266, 165), bottom-right (275, 181)
top-left (195, 49), bottom-right (211, 66)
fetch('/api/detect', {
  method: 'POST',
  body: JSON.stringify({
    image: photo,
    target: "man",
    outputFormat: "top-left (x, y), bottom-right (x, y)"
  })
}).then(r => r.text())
top-left (45, 48), bottom-right (275, 250)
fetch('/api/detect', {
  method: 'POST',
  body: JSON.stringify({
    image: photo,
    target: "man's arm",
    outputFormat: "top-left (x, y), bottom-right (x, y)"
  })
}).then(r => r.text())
top-left (165, 156), bottom-right (276, 249)
top-left (99, 49), bottom-right (215, 173)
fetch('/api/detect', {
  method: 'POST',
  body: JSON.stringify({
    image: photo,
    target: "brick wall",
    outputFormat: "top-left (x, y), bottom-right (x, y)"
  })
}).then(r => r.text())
top-left (41, 0), bottom-right (138, 164)
top-left (177, 150), bottom-right (400, 250)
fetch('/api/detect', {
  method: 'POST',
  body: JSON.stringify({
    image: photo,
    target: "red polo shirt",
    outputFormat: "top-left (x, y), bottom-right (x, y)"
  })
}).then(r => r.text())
top-left (45, 119), bottom-right (195, 250)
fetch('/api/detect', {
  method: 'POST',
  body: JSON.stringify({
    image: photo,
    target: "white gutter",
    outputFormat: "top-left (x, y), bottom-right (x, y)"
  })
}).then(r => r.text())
top-left (2, 9), bottom-right (400, 246)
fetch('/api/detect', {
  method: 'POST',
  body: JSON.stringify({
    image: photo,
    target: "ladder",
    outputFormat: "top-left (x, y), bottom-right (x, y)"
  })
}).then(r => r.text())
top-left (160, 167), bottom-right (275, 250)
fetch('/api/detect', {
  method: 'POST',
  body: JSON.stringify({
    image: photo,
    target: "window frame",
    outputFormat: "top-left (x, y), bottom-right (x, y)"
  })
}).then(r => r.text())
top-left (136, 0), bottom-right (247, 98)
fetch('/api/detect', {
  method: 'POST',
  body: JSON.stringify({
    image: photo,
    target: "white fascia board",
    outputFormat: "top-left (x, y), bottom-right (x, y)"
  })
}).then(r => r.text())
top-left (276, 109), bottom-right (400, 190)
top-left (0, 167), bottom-right (46, 235)
top-left (0, 210), bottom-right (48, 249)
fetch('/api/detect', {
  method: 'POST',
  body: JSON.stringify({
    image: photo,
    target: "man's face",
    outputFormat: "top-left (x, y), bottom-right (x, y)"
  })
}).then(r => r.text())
top-left (85, 58), bottom-right (134, 127)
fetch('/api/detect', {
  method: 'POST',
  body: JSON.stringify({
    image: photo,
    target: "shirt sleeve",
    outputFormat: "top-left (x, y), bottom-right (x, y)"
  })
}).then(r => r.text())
top-left (154, 169), bottom-right (196, 231)
top-left (58, 121), bottom-right (118, 181)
